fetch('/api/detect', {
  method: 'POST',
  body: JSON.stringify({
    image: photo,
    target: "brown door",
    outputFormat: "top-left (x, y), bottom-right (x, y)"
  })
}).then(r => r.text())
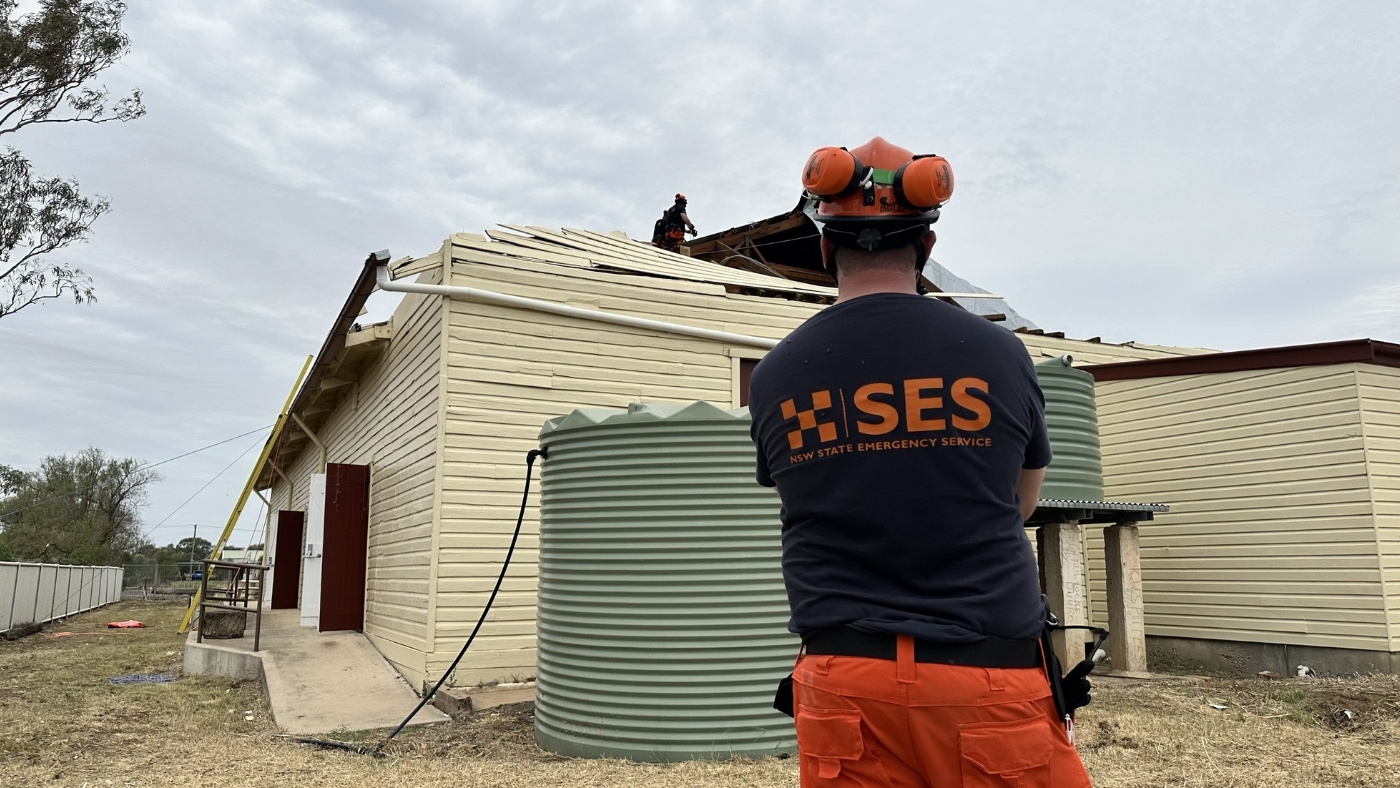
top-left (739, 358), bottom-right (759, 406)
top-left (270, 510), bottom-right (304, 609)
top-left (319, 463), bottom-right (370, 632)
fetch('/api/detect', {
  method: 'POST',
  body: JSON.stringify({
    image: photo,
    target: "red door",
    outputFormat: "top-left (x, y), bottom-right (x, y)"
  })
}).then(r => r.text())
top-left (319, 463), bottom-right (370, 632)
top-left (270, 510), bottom-right (304, 609)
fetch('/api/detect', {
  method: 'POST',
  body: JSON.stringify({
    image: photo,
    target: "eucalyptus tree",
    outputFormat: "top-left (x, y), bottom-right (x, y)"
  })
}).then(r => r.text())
top-left (0, 0), bottom-right (144, 319)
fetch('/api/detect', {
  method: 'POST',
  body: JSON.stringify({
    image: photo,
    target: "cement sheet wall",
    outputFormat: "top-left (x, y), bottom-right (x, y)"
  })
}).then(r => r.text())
top-left (0, 562), bottom-right (124, 631)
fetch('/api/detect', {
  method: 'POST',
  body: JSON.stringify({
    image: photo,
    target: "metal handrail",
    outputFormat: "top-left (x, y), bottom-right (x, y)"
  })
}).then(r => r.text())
top-left (195, 559), bottom-right (266, 652)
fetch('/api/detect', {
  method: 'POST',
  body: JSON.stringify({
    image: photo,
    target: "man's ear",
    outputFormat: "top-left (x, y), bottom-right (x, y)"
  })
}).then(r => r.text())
top-left (915, 230), bottom-right (937, 266)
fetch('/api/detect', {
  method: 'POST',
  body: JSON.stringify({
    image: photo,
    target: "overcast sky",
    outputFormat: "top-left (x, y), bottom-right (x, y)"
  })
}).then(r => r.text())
top-left (1, 1), bottom-right (1397, 551)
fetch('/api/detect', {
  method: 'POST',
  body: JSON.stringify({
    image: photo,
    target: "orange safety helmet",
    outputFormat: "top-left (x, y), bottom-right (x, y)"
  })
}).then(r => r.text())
top-left (675, 193), bottom-right (687, 203)
top-left (801, 136), bottom-right (953, 256)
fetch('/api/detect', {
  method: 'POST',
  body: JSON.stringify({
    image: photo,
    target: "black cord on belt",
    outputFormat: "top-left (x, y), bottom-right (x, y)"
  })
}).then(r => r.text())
top-left (292, 446), bottom-right (546, 757)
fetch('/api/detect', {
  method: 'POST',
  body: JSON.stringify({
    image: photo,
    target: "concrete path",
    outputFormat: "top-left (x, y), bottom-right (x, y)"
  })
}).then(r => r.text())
top-left (186, 609), bottom-right (447, 735)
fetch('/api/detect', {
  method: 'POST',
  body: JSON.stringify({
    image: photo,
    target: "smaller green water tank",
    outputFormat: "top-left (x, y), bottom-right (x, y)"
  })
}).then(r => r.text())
top-left (1034, 355), bottom-right (1103, 501)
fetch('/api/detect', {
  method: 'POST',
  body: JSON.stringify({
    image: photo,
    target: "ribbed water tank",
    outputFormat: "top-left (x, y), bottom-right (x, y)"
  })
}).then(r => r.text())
top-left (533, 401), bottom-right (797, 762)
top-left (1034, 356), bottom-right (1104, 501)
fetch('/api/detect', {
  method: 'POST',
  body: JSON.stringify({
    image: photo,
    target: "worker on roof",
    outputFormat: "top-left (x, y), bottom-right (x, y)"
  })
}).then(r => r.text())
top-left (651, 193), bottom-right (696, 252)
top-left (748, 137), bottom-right (1094, 787)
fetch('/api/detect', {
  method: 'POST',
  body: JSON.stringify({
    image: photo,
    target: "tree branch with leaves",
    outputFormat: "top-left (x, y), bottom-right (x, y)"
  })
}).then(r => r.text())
top-left (0, 0), bottom-right (143, 319)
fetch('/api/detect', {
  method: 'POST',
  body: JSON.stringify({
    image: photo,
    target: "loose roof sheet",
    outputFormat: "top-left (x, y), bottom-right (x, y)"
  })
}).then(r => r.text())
top-left (453, 225), bottom-right (839, 300)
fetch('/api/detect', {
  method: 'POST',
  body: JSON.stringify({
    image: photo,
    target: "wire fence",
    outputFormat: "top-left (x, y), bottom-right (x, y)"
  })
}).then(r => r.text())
top-left (0, 561), bottom-right (124, 632)
top-left (120, 562), bottom-right (208, 592)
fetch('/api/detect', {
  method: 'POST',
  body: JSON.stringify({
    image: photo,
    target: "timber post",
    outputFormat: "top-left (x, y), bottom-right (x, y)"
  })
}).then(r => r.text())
top-left (1038, 520), bottom-right (1089, 667)
top-left (1103, 522), bottom-right (1149, 674)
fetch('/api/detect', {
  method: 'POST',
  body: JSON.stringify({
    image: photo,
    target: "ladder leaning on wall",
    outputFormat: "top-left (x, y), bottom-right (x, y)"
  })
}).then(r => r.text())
top-left (178, 356), bottom-right (311, 634)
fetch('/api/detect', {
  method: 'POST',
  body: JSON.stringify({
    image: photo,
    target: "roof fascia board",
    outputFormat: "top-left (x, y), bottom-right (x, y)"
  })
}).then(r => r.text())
top-left (253, 251), bottom-right (384, 487)
top-left (1086, 338), bottom-right (1400, 381)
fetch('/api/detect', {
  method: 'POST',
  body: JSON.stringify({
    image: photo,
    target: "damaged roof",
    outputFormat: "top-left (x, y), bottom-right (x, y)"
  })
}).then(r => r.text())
top-left (253, 223), bottom-right (1173, 487)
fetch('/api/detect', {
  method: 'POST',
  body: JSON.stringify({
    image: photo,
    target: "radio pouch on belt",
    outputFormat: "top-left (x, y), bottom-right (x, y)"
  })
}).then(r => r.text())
top-left (1040, 596), bottom-right (1109, 743)
top-left (1040, 621), bottom-right (1070, 724)
top-left (773, 673), bottom-right (795, 717)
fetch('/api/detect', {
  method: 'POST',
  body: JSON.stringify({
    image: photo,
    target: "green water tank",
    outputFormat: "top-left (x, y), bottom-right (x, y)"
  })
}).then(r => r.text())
top-left (1034, 355), bottom-right (1104, 501)
top-left (533, 401), bottom-right (797, 762)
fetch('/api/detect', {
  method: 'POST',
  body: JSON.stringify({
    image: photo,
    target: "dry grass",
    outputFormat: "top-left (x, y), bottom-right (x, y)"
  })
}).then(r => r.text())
top-left (1076, 673), bottom-right (1400, 787)
top-left (3, 600), bottom-right (1400, 787)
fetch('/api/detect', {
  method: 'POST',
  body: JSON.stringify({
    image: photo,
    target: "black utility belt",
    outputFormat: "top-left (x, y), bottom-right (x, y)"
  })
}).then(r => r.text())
top-left (803, 628), bottom-right (1041, 669)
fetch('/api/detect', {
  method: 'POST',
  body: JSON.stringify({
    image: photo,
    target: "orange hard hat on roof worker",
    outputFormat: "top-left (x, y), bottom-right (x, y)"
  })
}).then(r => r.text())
top-left (801, 136), bottom-right (953, 255)
top-left (675, 193), bottom-right (687, 202)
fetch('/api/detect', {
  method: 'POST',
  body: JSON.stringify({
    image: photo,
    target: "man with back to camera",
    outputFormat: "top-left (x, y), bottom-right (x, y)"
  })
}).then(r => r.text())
top-left (747, 137), bottom-right (1093, 787)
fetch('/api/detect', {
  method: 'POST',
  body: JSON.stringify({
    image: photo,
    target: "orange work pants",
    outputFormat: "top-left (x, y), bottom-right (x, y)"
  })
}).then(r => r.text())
top-left (793, 636), bottom-right (1093, 787)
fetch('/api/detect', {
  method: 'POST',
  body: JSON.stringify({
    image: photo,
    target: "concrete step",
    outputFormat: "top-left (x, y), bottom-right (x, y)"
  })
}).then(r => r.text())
top-left (184, 609), bottom-right (448, 735)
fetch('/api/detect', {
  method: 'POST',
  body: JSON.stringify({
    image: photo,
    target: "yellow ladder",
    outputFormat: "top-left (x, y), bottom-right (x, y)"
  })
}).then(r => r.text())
top-left (179, 356), bottom-right (312, 634)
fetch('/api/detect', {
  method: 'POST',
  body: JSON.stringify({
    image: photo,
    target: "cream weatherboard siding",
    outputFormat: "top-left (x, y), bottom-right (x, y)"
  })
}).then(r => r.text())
top-left (269, 277), bottom-right (444, 686)
top-left (427, 250), bottom-right (812, 686)
top-left (1091, 364), bottom-right (1389, 652)
top-left (421, 241), bottom-right (1200, 687)
top-left (1357, 365), bottom-right (1400, 650)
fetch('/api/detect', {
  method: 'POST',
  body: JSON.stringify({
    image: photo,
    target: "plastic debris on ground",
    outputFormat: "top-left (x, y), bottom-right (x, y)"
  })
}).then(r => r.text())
top-left (110, 673), bottom-right (176, 685)
top-left (107, 620), bottom-right (146, 628)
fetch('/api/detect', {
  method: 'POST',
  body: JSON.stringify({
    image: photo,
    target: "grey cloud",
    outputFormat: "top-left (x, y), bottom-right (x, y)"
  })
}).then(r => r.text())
top-left (1, 0), bottom-right (1396, 538)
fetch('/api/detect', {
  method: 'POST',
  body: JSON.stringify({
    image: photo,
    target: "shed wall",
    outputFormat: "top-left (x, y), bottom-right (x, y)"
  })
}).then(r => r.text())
top-left (1357, 365), bottom-right (1400, 650)
top-left (1092, 364), bottom-right (1387, 651)
top-left (429, 248), bottom-right (1198, 686)
top-left (268, 278), bottom-right (444, 686)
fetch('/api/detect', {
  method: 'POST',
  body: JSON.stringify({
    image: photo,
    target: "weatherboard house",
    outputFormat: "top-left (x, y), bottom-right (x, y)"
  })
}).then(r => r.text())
top-left (247, 219), bottom-right (1215, 691)
top-left (1089, 340), bottom-right (1400, 674)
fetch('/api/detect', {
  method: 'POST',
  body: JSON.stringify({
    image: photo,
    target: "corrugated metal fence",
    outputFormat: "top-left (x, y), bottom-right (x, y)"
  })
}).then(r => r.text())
top-left (0, 562), bottom-right (125, 632)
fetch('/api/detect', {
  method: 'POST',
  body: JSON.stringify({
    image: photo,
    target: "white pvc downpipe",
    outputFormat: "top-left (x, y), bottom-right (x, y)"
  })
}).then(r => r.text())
top-left (374, 264), bottom-right (782, 349)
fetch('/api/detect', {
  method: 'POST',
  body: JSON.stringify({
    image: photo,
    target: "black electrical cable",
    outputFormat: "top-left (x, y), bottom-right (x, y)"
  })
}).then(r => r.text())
top-left (292, 445), bottom-right (546, 758)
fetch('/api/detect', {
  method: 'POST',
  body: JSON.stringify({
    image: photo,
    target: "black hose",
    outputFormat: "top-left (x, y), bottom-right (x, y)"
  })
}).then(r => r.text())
top-left (291, 446), bottom-right (546, 758)
top-left (289, 736), bottom-right (372, 755)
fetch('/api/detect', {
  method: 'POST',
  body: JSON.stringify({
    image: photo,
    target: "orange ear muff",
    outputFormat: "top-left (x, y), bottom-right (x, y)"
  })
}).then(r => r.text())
top-left (803, 147), bottom-right (865, 198)
top-left (893, 155), bottom-right (954, 210)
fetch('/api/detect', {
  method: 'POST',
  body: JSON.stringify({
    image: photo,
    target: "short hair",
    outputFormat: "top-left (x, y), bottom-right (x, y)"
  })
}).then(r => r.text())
top-left (832, 242), bottom-right (921, 279)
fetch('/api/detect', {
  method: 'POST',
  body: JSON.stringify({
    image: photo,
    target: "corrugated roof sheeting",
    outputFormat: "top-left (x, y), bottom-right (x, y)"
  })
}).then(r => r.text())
top-left (468, 225), bottom-right (839, 299)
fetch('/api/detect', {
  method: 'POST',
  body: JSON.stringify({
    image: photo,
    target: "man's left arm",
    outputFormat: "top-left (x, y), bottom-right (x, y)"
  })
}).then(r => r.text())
top-left (1020, 357), bottom-right (1052, 521)
top-left (1017, 467), bottom-right (1045, 521)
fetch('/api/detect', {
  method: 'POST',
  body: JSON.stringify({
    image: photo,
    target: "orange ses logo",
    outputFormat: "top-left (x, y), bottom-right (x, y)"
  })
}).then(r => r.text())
top-left (854, 377), bottom-right (990, 435)
top-left (781, 390), bottom-right (838, 449)
top-left (781, 377), bottom-right (991, 450)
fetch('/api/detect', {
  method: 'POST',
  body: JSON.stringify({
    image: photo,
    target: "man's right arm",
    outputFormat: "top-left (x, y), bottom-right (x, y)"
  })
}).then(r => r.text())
top-left (750, 409), bottom-right (776, 488)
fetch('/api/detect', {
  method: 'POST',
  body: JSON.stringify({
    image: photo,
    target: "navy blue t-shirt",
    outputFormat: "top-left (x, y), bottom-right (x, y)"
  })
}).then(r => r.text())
top-left (749, 293), bottom-right (1051, 643)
